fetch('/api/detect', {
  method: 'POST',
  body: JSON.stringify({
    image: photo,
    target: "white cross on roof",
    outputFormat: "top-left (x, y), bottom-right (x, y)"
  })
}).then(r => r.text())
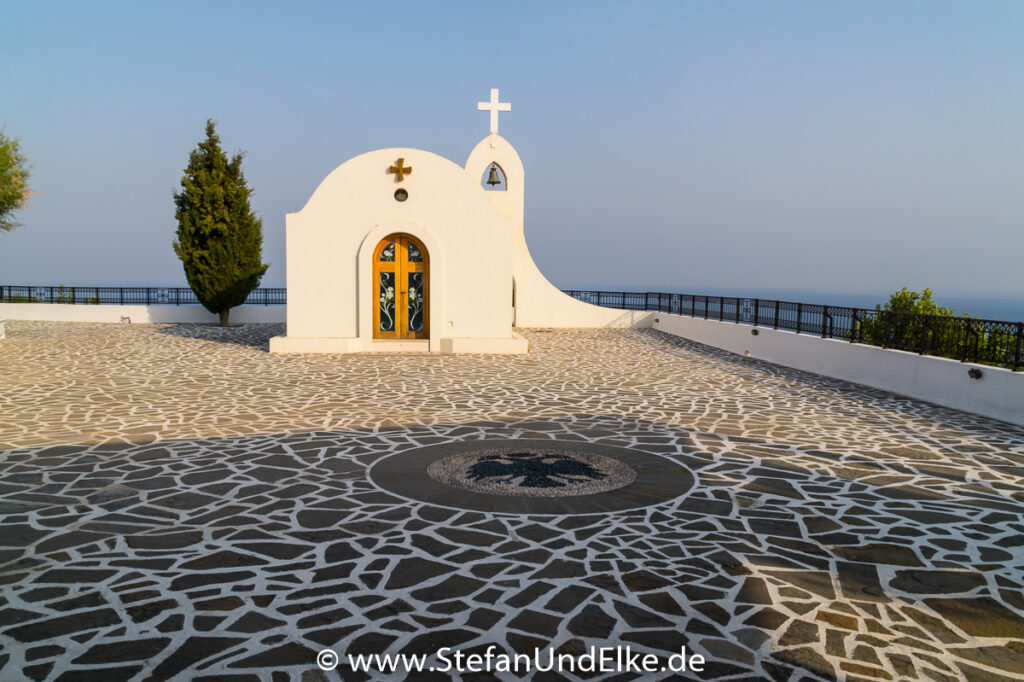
top-left (477, 88), bottom-right (511, 135)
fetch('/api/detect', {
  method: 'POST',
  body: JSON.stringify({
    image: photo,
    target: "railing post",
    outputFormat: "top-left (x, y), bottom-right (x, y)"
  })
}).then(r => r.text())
top-left (850, 310), bottom-right (858, 343)
top-left (146, 287), bottom-right (151, 305)
top-left (1014, 322), bottom-right (1023, 372)
top-left (796, 303), bottom-right (802, 334)
top-left (773, 300), bottom-right (779, 329)
top-left (119, 287), bottom-right (124, 305)
top-left (718, 298), bottom-right (723, 322)
top-left (822, 306), bottom-right (829, 338)
top-left (734, 298), bottom-right (740, 324)
top-left (972, 322), bottom-right (980, 364)
top-left (753, 299), bottom-right (759, 327)
top-left (50, 286), bottom-right (54, 303)
top-left (175, 288), bottom-right (180, 306)
top-left (264, 288), bottom-right (269, 306)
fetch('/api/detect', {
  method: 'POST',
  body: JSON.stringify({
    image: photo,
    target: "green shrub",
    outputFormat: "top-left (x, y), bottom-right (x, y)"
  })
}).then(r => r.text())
top-left (54, 285), bottom-right (75, 304)
top-left (860, 288), bottom-right (959, 355)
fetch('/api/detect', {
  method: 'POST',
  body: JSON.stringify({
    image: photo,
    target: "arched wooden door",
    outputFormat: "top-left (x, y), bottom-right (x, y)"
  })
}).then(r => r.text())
top-left (373, 234), bottom-right (429, 339)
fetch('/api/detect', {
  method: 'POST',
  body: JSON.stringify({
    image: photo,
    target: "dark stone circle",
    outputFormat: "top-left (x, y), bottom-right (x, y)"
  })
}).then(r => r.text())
top-left (433, 448), bottom-right (637, 498)
top-left (369, 439), bottom-right (696, 514)
top-left (471, 452), bottom-right (607, 486)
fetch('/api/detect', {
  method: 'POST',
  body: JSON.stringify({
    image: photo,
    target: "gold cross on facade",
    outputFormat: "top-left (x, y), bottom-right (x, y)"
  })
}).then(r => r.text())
top-left (388, 158), bottom-right (412, 181)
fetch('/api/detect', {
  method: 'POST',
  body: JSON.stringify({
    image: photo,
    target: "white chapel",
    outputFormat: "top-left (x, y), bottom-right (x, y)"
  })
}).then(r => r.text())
top-left (269, 90), bottom-right (646, 355)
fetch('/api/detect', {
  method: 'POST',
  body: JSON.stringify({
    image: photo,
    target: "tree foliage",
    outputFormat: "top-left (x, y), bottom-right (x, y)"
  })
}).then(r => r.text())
top-left (878, 287), bottom-right (954, 317)
top-left (861, 287), bottom-right (958, 354)
top-left (854, 287), bottom-right (1020, 368)
top-left (0, 128), bottom-right (32, 234)
top-left (173, 120), bottom-right (268, 325)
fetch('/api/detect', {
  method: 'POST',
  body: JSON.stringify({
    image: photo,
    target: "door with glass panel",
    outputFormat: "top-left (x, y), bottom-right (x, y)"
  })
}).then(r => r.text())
top-left (372, 234), bottom-right (429, 339)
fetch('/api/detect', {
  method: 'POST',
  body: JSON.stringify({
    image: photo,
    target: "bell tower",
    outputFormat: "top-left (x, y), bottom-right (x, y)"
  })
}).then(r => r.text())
top-left (465, 88), bottom-right (525, 230)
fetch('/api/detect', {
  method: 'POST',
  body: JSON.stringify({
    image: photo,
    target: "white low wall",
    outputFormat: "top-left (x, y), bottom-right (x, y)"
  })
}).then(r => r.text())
top-left (0, 303), bottom-right (286, 324)
top-left (653, 313), bottom-right (1024, 427)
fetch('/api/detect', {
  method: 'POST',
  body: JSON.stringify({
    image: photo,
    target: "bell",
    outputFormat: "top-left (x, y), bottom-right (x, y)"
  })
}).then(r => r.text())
top-left (486, 165), bottom-right (502, 186)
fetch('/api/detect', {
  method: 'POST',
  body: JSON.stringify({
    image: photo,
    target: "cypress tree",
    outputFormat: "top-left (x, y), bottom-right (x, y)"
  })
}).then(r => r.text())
top-left (173, 120), bottom-right (268, 326)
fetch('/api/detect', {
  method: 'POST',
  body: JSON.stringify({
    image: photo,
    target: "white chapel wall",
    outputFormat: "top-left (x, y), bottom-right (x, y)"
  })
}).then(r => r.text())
top-left (279, 147), bottom-right (525, 353)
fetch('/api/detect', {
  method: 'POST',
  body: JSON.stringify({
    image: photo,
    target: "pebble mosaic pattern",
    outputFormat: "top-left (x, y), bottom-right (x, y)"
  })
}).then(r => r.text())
top-left (426, 449), bottom-right (636, 497)
top-left (0, 320), bottom-right (1023, 682)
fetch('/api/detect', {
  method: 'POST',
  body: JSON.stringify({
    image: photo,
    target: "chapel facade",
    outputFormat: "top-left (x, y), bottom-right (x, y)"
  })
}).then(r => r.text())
top-left (269, 90), bottom-right (648, 355)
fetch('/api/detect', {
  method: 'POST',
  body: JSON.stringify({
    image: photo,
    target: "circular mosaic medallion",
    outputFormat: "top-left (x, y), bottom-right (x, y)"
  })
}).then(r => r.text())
top-left (427, 448), bottom-right (636, 497)
top-left (369, 439), bottom-right (696, 514)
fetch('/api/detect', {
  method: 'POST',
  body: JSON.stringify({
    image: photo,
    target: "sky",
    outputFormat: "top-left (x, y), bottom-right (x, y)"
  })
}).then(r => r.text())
top-left (2, 1), bottom-right (1023, 303)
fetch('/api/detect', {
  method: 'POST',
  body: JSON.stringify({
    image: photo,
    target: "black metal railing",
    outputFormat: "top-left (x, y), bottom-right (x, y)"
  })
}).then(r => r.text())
top-left (0, 285), bottom-right (286, 306)
top-left (4, 284), bottom-right (1021, 370)
top-left (563, 290), bottom-right (1024, 371)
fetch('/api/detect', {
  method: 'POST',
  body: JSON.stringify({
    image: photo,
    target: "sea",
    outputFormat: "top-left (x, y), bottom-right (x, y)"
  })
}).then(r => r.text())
top-left (563, 286), bottom-right (1024, 323)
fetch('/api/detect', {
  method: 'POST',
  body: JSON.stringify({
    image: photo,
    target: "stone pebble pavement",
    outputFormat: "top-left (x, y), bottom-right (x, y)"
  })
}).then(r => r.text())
top-left (0, 320), bottom-right (1022, 681)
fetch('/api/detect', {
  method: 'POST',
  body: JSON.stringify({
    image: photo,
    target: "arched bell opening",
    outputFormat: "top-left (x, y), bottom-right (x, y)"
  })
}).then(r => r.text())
top-left (373, 234), bottom-right (429, 339)
top-left (481, 162), bottom-right (507, 191)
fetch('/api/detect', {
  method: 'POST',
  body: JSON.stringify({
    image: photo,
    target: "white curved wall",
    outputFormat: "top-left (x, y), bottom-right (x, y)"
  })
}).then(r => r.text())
top-left (467, 135), bottom-right (655, 329)
top-left (654, 313), bottom-right (1024, 426)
